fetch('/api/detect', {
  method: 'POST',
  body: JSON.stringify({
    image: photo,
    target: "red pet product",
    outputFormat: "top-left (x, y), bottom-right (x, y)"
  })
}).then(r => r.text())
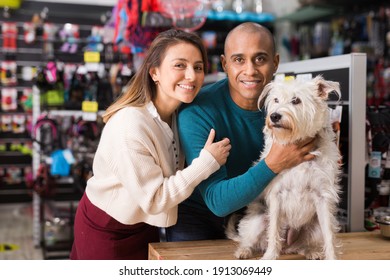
top-left (1, 22), bottom-right (17, 52)
top-left (1, 88), bottom-right (18, 111)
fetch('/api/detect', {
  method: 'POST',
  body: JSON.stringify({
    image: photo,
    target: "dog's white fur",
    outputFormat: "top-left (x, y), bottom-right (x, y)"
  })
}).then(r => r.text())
top-left (226, 75), bottom-right (342, 260)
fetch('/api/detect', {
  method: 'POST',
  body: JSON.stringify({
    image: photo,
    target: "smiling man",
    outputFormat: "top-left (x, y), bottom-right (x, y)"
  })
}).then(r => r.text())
top-left (164, 22), bottom-right (316, 242)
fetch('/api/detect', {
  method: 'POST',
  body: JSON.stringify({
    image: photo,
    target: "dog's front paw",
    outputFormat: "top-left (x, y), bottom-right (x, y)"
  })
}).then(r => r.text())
top-left (234, 247), bottom-right (253, 259)
top-left (323, 253), bottom-right (337, 260)
top-left (261, 250), bottom-right (278, 260)
top-left (305, 250), bottom-right (336, 260)
top-left (305, 251), bottom-right (324, 260)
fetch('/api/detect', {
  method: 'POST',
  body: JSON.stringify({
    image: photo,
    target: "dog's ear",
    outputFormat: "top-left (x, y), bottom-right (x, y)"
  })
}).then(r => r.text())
top-left (258, 83), bottom-right (274, 109)
top-left (314, 75), bottom-right (341, 100)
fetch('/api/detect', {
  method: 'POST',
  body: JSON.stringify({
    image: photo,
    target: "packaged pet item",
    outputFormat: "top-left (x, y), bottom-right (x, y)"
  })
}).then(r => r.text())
top-left (23, 13), bottom-right (43, 44)
top-left (1, 88), bottom-right (18, 111)
top-left (12, 114), bottom-right (26, 134)
top-left (21, 66), bottom-right (36, 81)
top-left (23, 22), bottom-right (36, 44)
top-left (1, 22), bottom-right (17, 52)
top-left (368, 151), bottom-right (382, 179)
top-left (20, 88), bottom-right (33, 113)
top-left (39, 61), bottom-right (65, 107)
top-left (43, 23), bottom-right (58, 57)
top-left (4, 167), bottom-right (23, 185)
top-left (1, 61), bottom-right (17, 86)
top-left (45, 61), bottom-right (58, 84)
top-left (84, 26), bottom-right (104, 52)
top-left (1, 115), bottom-right (12, 132)
top-left (59, 23), bottom-right (80, 54)
top-left (10, 142), bottom-right (32, 156)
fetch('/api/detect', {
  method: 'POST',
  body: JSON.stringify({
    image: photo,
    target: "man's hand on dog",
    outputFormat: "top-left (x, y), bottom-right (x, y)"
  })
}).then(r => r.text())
top-left (265, 137), bottom-right (317, 174)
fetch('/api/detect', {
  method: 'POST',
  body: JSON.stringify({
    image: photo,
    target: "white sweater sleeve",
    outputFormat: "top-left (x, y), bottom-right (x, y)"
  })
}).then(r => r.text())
top-left (100, 110), bottom-right (220, 216)
top-left (112, 142), bottom-right (220, 215)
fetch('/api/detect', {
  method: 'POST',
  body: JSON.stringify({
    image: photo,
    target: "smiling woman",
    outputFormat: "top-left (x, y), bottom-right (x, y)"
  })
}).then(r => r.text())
top-left (149, 42), bottom-right (206, 119)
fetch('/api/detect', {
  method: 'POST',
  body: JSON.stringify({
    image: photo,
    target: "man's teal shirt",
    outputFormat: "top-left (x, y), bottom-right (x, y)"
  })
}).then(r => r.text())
top-left (177, 78), bottom-right (276, 217)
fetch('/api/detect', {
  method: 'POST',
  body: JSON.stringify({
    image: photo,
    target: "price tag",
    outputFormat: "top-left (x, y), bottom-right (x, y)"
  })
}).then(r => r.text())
top-left (82, 100), bottom-right (98, 112)
top-left (284, 75), bottom-right (295, 82)
top-left (274, 73), bottom-right (285, 82)
top-left (82, 112), bottom-right (97, 121)
top-left (296, 73), bottom-right (312, 81)
top-left (84, 52), bottom-right (100, 63)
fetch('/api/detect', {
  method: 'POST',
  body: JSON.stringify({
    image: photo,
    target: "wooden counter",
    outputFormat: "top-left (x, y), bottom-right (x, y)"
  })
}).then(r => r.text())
top-left (149, 231), bottom-right (390, 260)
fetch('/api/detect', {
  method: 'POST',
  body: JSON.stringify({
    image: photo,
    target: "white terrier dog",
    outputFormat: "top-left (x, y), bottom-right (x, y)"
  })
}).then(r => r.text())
top-left (226, 75), bottom-right (342, 260)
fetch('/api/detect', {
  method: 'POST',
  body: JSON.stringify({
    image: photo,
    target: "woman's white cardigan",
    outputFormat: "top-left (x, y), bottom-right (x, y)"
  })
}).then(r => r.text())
top-left (85, 102), bottom-right (220, 227)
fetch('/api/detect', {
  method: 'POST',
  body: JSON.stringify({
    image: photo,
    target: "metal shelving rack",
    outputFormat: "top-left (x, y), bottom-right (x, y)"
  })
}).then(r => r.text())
top-left (0, 1), bottom-right (113, 253)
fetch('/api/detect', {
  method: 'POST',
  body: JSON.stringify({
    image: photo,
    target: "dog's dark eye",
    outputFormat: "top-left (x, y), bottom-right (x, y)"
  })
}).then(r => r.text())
top-left (292, 97), bottom-right (301, 105)
top-left (274, 98), bottom-right (279, 103)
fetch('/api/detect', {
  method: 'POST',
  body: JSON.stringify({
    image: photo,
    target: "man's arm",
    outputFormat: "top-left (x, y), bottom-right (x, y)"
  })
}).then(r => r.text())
top-left (178, 104), bottom-right (276, 217)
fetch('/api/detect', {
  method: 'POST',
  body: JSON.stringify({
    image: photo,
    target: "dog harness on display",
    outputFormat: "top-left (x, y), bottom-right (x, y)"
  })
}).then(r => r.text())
top-left (76, 119), bottom-right (100, 141)
top-left (32, 116), bottom-right (61, 153)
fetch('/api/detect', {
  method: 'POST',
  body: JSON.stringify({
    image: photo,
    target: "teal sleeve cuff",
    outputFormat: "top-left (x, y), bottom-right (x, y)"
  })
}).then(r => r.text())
top-left (202, 159), bottom-right (277, 217)
top-left (257, 158), bottom-right (276, 177)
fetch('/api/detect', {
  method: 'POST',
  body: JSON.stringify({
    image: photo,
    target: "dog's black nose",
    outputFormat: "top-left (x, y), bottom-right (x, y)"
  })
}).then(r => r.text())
top-left (270, 112), bottom-right (281, 123)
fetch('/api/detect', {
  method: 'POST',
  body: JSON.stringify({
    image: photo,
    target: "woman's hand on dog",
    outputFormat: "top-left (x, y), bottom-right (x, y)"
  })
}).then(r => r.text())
top-left (265, 138), bottom-right (316, 174)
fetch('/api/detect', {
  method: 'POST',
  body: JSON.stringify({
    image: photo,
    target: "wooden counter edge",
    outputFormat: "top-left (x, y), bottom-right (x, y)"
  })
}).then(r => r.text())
top-left (149, 231), bottom-right (390, 260)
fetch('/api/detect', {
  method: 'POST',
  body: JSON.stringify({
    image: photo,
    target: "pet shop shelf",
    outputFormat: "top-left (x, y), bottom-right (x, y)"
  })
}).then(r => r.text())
top-left (0, 90), bottom-right (33, 202)
top-left (0, 1), bottom-right (113, 255)
top-left (38, 181), bottom-right (82, 259)
top-left (0, 131), bottom-right (32, 200)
